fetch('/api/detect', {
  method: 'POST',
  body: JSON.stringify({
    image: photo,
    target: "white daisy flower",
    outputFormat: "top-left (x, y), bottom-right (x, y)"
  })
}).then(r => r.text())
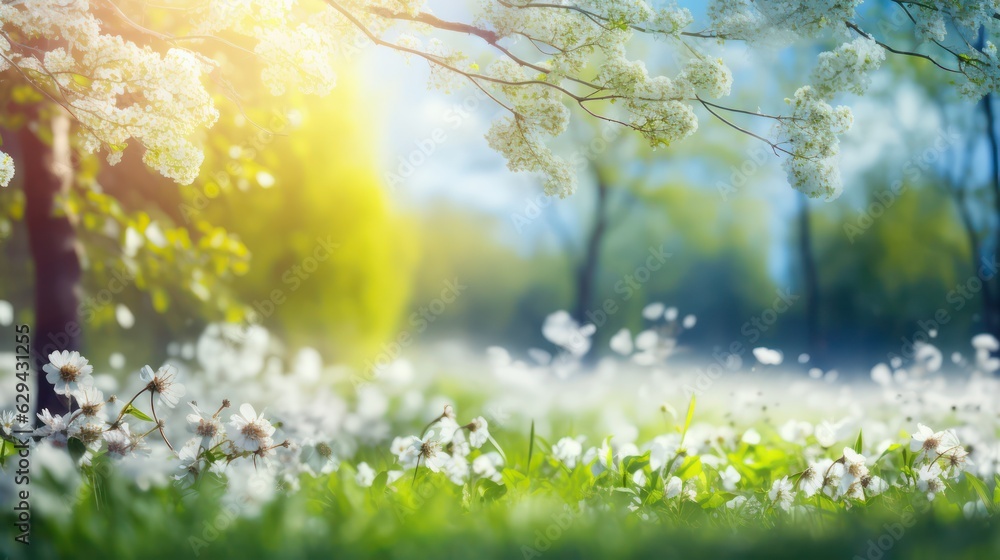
top-left (104, 424), bottom-right (138, 459)
top-left (910, 424), bottom-right (946, 456)
top-left (720, 465), bottom-right (741, 491)
top-left (473, 452), bottom-right (504, 482)
top-left (43, 351), bottom-right (94, 396)
top-left (175, 441), bottom-right (202, 487)
top-left (229, 403), bottom-right (276, 452)
top-left (726, 495), bottom-right (748, 509)
top-left (186, 402), bottom-right (224, 450)
top-left (355, 461), bottom-right (376, 487)
top-left (33, 409), bottom-right (69, 446)
top-left (467, 416), bottom-right (490, 449)
top-left (822, 462), bottom-right (847, 499)
top-left (910, 424), bottom-right (960, 458)
top-left (860, 474), bottom-right (888, 497)
top-left (839, 448), bottom-right (869, 494)
top-left (390, 435), bottom-right (419, 468)
top-left (741, 428), bottom-right (761, 445)
top-left (410, 430), bottom-right (448, 472)
top-left (916, 463), bottom-right (945, 499)
top-left (140, 364), bottom-right (187, 409)
top-left (0, 410), bottom-right (26, 438)
top-left (445, 454), bottom-right (469, 485)
top-left (448, 434), bottom-right (471, 458)
top-left (769, 476), bottom-right (796, 511)
top-left (73, 386), bottom-right (107, 421)
top-left (665, 476), bottom-right (684, 499)
top-left (436, 416), bottom-right (462, 444)
top-left (301, 441), bottom-right (340, 476)
top-left (942, 446), bottom-right (972, 479)
top-left (843, 481), bottom-right (865, 501)
top-left (69, 421), bottom-right (105, 451)
top-left (552, 437), bottom-right (584, 469)
top-left (648, 434), bottom-right (681, 471)
top-left (799, 458), bottom-right (834, 498)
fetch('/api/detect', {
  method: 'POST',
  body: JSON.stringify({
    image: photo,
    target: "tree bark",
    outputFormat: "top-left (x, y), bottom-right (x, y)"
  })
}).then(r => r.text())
top-left (573, 174), bottom-right (609, 323)
top-left (21, 111), bottom-right (79, 417)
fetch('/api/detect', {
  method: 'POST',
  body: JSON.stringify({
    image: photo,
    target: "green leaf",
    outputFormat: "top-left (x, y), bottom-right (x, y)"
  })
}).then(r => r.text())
top-left (370, 471), bottom-right (388, 497)
top-left (501, 468), bottom-right (529, 492)
top-left (478, 478), bottom-right (507, 502)
top-left (874, 443), bottom-right (901, 464)
top-left (700, 492), bottom-right (728, 509)
top-left (675, 455), bottom-right (703, 479)
top-left (853, 429), bottom-right (864, 454)
top-left (966, 473), bottom-right (995, 515)
top-left (681, 396), bottom-right (696, 444)
top-left (623, 452), bottom-right (651, 474)
top-left (124, 404), bottom-right (154, 422)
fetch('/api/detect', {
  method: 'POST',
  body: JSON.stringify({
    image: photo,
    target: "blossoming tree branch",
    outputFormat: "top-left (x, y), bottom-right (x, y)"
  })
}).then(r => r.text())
top-left (2, 1), bottom-right (998, 195)
top-left (0, 0), bottom-right (998, 414)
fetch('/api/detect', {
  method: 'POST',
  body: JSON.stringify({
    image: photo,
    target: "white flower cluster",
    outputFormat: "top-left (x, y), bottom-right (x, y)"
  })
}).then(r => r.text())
top-left (959, 41), bottom-right (1000, 101)
top-left (677, 57), bottom-right (734, 99)
top-left (518, 420), bottom-right (971, 515)
top-left (0, 0), bottom-right (349, 185)
top-left (387, 406), bottom-right (501, 486)
top-left (483, 59), bottom-right (575, 197)
top-left (778, 86), bottom-right (853, 200)
top-left (13, 350), bottom-right (292, 487)
top-left (0, 150), bottom-right (13, 188)
top-left (812, 36), bottom-right (886, 97)
top-left (0, 1), bottom-right (220, 184)
top-left (609, 302), bottom-right (697, 366)
top-left (708, 0), bottom-right (862, 45)
top-left (474, 1), bottom-right (707, 195)
top-left (2, 0), bottom-right (999, 218)
top-left (2, 315), bottom-right (997, 523)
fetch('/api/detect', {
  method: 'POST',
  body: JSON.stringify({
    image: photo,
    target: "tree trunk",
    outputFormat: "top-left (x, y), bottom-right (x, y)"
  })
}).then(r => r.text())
top-left (984, 94), bottom-right (1000, 338)
top-left (573, 175), bottom-right (609, 323)
top-left (954, 185), bottom-right (993, 333)
top-left (797, 195), bottom-right (821, 362)
top-left (21, 111), bottom-right (79, 417)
